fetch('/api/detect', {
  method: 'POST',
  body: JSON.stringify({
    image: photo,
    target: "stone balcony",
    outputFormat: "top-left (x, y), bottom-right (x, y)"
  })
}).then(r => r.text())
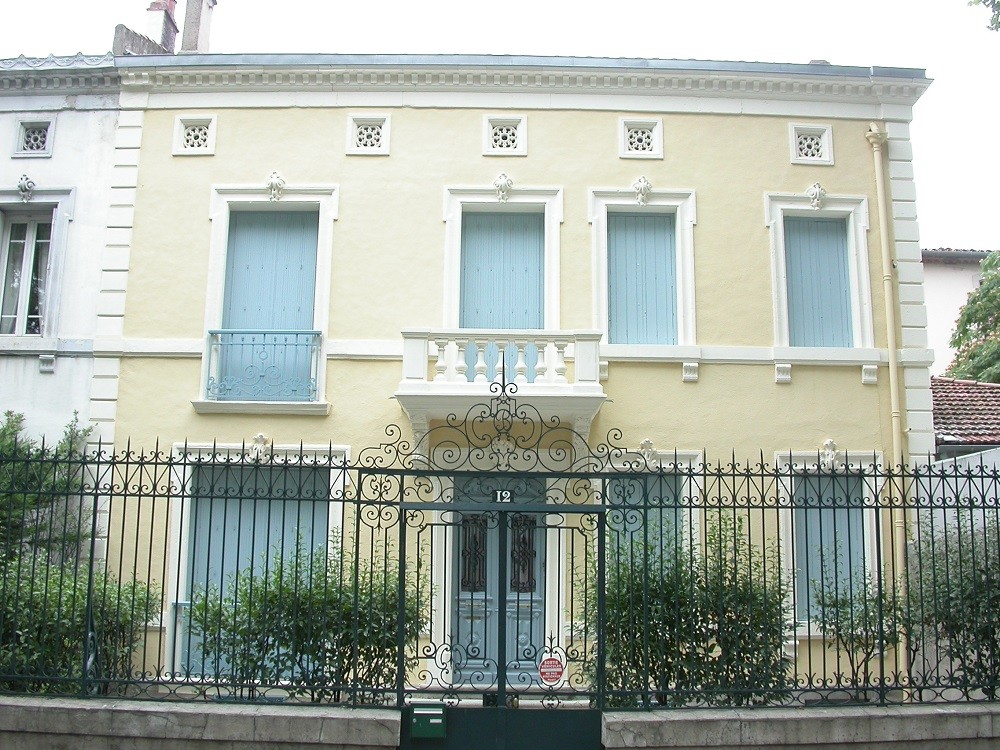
top-left (394, 328), bottom-right (606, 433)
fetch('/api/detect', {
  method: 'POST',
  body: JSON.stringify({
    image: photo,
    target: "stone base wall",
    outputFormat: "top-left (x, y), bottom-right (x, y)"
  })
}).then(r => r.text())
top-left (603, 704), bottom-right (1000, 750)
top-left (0, 697), bottom-right (399, 750)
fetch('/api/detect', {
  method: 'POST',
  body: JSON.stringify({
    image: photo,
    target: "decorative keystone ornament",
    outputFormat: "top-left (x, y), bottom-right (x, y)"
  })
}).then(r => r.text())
top-left (806, 181), bottom-right (827, 210)
top-left (494, 172), bottom-right (513, 203)
top-left (266, 171), bottom-right (285, 201)
top-left (633, 176), bottom-right (652, 206)
top-left (17, 174), bottom-right (35, 202)
top-left (819, 438), bottom-right (843, 472)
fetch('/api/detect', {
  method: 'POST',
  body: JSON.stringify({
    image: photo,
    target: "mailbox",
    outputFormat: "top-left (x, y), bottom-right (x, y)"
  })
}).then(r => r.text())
top-left (410, 705), bottom-right (446, 739)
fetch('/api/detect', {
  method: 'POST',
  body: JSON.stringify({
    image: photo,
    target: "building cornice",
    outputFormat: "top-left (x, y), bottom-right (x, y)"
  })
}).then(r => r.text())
top-left (0, 53), bottom-right (119, 96)
top-left (113, 54), bottom-right (930, 108)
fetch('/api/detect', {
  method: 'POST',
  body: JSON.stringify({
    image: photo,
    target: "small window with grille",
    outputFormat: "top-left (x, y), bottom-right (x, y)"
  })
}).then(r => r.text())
top-left (13, 121), bottom-right (53, 157)
top-left (789, 123), bottom-right (834, 165)
top-left (619, 118), bottom-right (663, 159)
top-left (173, 115), bottom-right (217, 156)
top-left (483, 115), bottom-right (527, 156)
top-left (346, 115), bottom-right (390, 155)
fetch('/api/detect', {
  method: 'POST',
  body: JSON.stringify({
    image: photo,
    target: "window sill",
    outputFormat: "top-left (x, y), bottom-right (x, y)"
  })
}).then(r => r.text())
top-left (191, 400), bottom-right (331, 416)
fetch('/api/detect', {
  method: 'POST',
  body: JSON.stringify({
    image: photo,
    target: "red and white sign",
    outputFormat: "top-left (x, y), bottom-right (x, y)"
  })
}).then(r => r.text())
top-left (538, 656), bottom-right (565, 686)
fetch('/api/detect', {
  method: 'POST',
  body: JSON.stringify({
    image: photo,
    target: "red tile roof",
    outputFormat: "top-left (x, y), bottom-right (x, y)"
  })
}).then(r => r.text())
top-left (931, 376), bottom-right (1000, 445)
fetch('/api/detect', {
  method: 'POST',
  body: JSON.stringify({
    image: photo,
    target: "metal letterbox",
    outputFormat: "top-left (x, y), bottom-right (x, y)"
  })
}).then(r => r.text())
top-left (410, 705), bottom-right (446, 739)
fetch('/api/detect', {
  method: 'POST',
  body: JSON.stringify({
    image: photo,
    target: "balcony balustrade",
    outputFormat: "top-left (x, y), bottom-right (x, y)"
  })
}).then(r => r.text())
top-left (396, 329), bottom-right (606, 427)
top-left (205, 329), bottom-right (321, 403)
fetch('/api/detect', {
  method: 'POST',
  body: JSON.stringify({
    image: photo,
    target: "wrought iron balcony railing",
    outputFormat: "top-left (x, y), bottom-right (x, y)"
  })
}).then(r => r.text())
top-left (205, 329), bottom-right (321, 402)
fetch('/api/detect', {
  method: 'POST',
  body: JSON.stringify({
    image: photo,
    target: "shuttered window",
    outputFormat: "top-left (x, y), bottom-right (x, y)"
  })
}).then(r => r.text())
top-left (459, 212), bottom-right (544, 330)
top-left (793, 473), bottom-right (866, 622)
top-left (607, 213), bottom-right (677, 344)
top-left (783, 217), bottom-right (852, 347)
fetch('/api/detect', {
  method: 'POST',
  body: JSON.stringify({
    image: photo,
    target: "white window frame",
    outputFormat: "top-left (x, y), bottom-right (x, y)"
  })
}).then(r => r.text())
top-left (346, 114), bottom-right (391, 155)
top-left (776, 451), bottom-right (881, 635)
top-left (193, 182), bottom-right (338, 414)
top-left (765, 192), bottom-right (873, 351)
top-left (442, 184), bottom-right (562, 329)
top-left (172, 114), bottom-right (217, 156)
top-left (789, 123), bottom-right (834, 166)
top-left (590, 188), bottom-right (697, 355)
top-left (0, 189), bottom-right (74, 342)
top-left (164, 442), bottom-right (350, 676)
top-left (482, 115), bottom-right (527, 157)
top-left (619, 118), bottom-right (663, 160)
top-left (13, 118), bottom-right (54, 158)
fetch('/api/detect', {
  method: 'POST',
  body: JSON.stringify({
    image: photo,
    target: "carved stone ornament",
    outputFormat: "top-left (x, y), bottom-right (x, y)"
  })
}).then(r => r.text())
top-left (17, 174), bottom-right (35, 202)
top-left (819, 438), bottom-right (843, 472)
top-left (806, 181), bottom-right (827, 210)
top-left (633, 176), bottom-right (652, 206)
top-left (638, 438), bottom-right (656, 465)
top-left (494, 172), bottom-right (513, 203)
top-left (266, 171), bottom-right (285, 202)
top-left (250, 432), bottom-right (272, 460)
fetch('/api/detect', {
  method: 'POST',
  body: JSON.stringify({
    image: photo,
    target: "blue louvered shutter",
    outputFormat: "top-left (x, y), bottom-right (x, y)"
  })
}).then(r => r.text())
top-left (607, 213), bottom-right (677, 344)
top-left (793, 474), bottom-right (865, 622)
top-left (222, 211), bottom-right (318, 330)
top-left (784, 217), bottom-right (852, 347)
top-left (459, 213), bottom-right (544, 380)
top-left (460, 212), bottom-right (544, 329)
top-left (218, 212), bottom-right (319, 400)
top-left (180, 465), bottom-right (330, 674)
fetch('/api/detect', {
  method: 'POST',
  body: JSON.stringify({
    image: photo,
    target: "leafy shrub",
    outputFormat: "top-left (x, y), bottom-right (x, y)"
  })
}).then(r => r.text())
top-left (0, 410), bottom-right (93, 563)
top-left (190, 537), bottom-right (425, 703)
top-left (595, 514), bottom-right (792, 707)
top-left (0, 557), bottom-right (160, 693)
top-left (813, 570), bottom-right (902, 692)
top-left (909, 510), bottom-right (1000, 698)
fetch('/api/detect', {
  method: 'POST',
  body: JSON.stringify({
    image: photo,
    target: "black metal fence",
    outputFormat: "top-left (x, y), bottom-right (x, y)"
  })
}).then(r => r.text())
top-left (2, 437), bottom-right (999, 709)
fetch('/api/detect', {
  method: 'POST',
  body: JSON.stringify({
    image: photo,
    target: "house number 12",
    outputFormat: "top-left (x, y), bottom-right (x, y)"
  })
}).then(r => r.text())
top-left (493, 490), bottom-right (512, 503)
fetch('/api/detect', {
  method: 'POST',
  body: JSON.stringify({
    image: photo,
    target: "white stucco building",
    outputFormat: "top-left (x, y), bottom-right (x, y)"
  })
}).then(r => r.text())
top-left (921, 247), bottom-right (992, 375)
top-left (0, 53), bottom-right (120, 440)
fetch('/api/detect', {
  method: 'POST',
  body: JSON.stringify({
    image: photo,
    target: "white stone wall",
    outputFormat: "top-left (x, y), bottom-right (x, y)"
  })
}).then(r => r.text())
top-left (0, 90), bottom-right (119, 441)
top-left (923, 259), bottom-right (983, 375)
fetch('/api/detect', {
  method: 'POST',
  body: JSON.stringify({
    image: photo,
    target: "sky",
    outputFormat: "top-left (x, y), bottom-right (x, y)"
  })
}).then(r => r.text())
top-left (1, 0), bottom-right (997, 251)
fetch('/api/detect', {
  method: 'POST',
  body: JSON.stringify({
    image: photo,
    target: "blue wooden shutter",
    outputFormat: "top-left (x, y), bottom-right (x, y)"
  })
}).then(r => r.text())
top-left (784, 217), bottom-right (852, 347)
top-left (459, 213), bottom-right (544, 380)
top-left (222, 211), bottom-right (319, 331)
top-left (218, 212), bottom-right (319, 400)
top-left (607, 213), bottom-right (677, 344)
top-left (459, 212), bottom-right (544, 329)
top-left (181, 465), bottom-right (329, 673)
top-left (793, 474), bottom-right (865, 621)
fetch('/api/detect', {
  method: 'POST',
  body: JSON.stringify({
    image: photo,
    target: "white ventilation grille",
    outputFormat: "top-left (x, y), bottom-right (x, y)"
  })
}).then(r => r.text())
top-left (789, 124), bottom-right (833, 165)
top-left (183, 124), bottom-right (210, 150)
top-left (483, 116), bottom-right (527, 156)
top-left (347, 115), bottom-right (390, 155)
top-left (619, 118), bottom-right (662, 159)
top-left (626, 126), bottom-right (654, 153)
top-left (14, 121), bottom-right (52, 156)
top-left (356, 123), bottom-right (383, 149)
top-left (22, 126), bottom-right (48, 152)
top-left (173, 115), bottom-right (217, 155)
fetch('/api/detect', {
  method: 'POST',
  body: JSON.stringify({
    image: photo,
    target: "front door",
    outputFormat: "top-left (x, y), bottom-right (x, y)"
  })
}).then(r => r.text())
top-left (450, 475), bottom-right (546, 690)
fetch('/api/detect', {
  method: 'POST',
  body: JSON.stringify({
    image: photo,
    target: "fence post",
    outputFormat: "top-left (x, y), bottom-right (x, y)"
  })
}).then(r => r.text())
top-left (81, 445), bottom-right (102, 696)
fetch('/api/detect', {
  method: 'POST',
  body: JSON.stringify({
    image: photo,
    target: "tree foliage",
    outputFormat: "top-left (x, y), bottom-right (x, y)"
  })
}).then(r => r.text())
top-left (947, 252), bottom-right (1000, 382)
top-left (0, 411), bottom-right (93, 562)
top-left (970, 0), bottom-right (1000, 31)
top-left (592, 514), bottom-right (793, 707)
top-left (190, 537), bottom-right (426, 703)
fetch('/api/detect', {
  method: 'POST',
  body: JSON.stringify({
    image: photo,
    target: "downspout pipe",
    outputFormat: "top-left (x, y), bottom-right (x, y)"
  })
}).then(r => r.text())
top-left (866, 123), bottom-right (905, 467)
top-left (868, 122), bottom-right (910, 690)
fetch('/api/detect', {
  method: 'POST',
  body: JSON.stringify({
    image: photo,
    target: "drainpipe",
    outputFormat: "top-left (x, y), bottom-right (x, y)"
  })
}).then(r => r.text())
top-left (867, 122), bottom-right (910, 692)
top-left (866, 123), bottom-right (904, 466)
